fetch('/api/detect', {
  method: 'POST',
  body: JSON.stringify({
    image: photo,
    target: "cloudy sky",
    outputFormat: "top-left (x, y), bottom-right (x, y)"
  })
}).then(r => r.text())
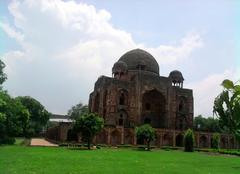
top-left (0, 0), bottom-right (239, 117)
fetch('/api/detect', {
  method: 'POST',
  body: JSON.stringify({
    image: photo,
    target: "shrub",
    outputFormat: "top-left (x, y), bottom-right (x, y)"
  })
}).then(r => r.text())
top-left (211, 133), bottom-right (220, 149)
top-left (184, 129), bottom-right (195, 152)
top-left (0, 136), bottom-right (15, 145)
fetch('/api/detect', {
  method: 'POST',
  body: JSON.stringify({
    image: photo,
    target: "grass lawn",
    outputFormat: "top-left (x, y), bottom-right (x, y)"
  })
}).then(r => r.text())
top-left (0, 146), bottom-right (240, 174)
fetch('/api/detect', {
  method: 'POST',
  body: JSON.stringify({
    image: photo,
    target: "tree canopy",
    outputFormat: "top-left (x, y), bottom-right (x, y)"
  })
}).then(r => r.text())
top-left (73, 112), bottom-right (104, 149)
top-left (68, 102), bottom-right (88, 120)
top-left (0, 59), bottom-right (7, 86)
top-left (16, 96), bottom-right (51, 135)
top-left (135, 124), bottom-right (156, 150)
top-left (0, 91), bottom-right (30, 143)
top-left (193, 115), bottom-right (221, 132)
top-left (213, 79), bottom-right (240, 141)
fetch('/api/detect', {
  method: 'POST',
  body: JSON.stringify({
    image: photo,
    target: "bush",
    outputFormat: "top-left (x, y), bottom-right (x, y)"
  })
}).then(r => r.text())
top-left (211, 133), bottom-right (220, 149)
top-left (184, 129), bottom-right (195, 152)
top-left (117, 144), bottom-right (132, 148)
top-left (0, 136), bottom-right (15, 145)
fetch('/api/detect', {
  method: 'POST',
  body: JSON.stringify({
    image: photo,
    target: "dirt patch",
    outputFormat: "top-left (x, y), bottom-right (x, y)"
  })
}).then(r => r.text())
top-left (30, 138), bottom-right (58, 147)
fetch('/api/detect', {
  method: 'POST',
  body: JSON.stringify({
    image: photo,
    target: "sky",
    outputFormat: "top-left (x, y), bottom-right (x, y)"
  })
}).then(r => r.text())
top-left (0, 0), bottom-right (239, 117)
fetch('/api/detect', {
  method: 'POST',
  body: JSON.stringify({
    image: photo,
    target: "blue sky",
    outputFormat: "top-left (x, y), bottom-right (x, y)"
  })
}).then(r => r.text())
top-left (0, 0), bottom-right (239, 116)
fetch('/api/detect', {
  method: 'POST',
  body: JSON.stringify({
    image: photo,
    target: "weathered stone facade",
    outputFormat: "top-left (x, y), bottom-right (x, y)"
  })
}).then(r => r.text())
top-left (89, 49), bottom-right (193, 130)
top-left (46, 49), bottom-right (239, 149)
top-left (89, 49), bottom-right (194, 144)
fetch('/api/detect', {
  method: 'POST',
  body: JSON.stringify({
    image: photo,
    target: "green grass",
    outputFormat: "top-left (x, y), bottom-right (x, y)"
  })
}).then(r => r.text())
top-left (14, 138), bottom-right (25, 145)
top-left (0, 146), bottom-right (240, 174)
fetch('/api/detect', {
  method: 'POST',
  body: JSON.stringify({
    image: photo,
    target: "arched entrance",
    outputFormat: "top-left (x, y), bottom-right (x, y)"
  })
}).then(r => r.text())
top-left (221, 136), bottom-right (228, 149)
top-left (96, 129), bottom-right (107, 144)
top-left (116, 110), bottom-right (129, 127)
top-left (124, 129), bottom-right (134, 145)
top-left (110, 130), bottom-right (121, 146)
top-left (199, 135), bottom-right (208, 148)
top-left (141, 89), bottom-right (166, 128)
top-left (176, 134), bottom-right (183, 147)
top-left (163, 133), bottom-right (173, 146)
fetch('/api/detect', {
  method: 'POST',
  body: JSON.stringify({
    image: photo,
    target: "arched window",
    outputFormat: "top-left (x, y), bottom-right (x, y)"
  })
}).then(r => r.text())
top-left (178, 97), bottom-right (187, 112)
top-left (145, 103), bottom-right (151, 110)
top-left (119, 93), bottom-right (125, 105)
top-left (179, 119), bottom-right (183, 129)
top-left (144, 118), bottom-right (151, 124)
top-left (179, 102), bottom-right (183, 111)
top-left (118, 114), bottom-right (123, 126)
top-left (120, 72), bottom-right (124, 77)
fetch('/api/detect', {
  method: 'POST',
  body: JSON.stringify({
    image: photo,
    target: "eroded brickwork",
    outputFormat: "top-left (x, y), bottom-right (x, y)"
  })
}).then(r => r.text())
top-left (89, 49), bottom-right (193, 131)
top-left (46, 49), bottom-right (238, 149)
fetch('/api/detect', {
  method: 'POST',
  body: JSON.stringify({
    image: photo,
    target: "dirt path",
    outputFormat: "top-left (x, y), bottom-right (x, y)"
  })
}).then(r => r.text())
top-left (30, 138), bottom-right (58, 147)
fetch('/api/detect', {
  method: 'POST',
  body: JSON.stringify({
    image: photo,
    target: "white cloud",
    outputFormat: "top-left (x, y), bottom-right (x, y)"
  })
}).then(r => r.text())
top-left (1, 0), bottom-right (203, 114)
top-left (0, 22), bottom-right (24, 42)
top-left (187, 69), bottom-right (237, 117)
top-left (147, 32), bottom-right (203, 65)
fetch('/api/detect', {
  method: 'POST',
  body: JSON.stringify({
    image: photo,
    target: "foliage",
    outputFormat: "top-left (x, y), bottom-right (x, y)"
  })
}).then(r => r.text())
top-left (184, 129), bottom-right (195, 152)
top-left (213, 79), bottom-right (240, 141)
top-left (68, 102), bottom-right (88, 120)
top-left (0, 90), bottom-right (30, 144)
top-left (193, 115), bottom-right (221, 132)
top-left (211, 133), bottom-right (220, 149)
top-left (0, 59), bottom-right (7, 86)
top-left (73, 112), bottom-right (104, 149)
top-left (135, 124), bottom-right (155, 150)
top-left (66, 128), bottom-right (78, 142)
top-left (16, 96), bottom-right (51, 135)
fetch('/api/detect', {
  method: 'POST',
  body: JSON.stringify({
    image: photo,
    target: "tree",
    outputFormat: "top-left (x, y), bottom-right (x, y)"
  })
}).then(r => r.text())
top-left (135, 124), bottom-right (156, 150)
top-left (213, 79), bottom-right (240, 141)
top-left (73, 112), bottom-right (104, 149)
top-left (0, 91), bottom-right (30, 144)
top-left (184, 129), bottom-right (195, 152)
top-left (68, 102), bottom-right (88, 120)
top-left (193, 115), bottom-right (221, 132)
top-left (0, 59), bottom-right (7, 86)
top-left (16, 96), bottom-right (51, 135)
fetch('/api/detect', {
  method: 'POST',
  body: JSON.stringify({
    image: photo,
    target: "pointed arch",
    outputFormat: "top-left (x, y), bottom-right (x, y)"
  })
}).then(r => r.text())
top-left (110, 129), bottom-right (121, 146)
top-left (142, 89), bottom-right (166, 128)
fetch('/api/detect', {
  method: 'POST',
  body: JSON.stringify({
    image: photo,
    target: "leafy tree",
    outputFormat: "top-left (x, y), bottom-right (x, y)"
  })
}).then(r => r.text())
top-left (193, 115), bottom-right (221, 132)
top-left (68, 102), bottom-right (88, 120)
top-left (0, 91), bottom-right (30, 144)
top-left (184, 129), bottom-right (195, 152)
top-left (213, 79), bottom-right (240, 141)
top-left (73, 112), bottom-right (104, 149)
top-left (135, 124), bottom-right (156, 150)
top-left (0, 59), bottom-right (7, 86)
top-left (16, 96), bottom-right (51, 135)
top-left (211, 133), bottom-right (220, 149)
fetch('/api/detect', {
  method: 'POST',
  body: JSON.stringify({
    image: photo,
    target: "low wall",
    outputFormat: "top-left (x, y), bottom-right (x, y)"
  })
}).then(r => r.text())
top-left (46, 124), bottom-right (239, 149)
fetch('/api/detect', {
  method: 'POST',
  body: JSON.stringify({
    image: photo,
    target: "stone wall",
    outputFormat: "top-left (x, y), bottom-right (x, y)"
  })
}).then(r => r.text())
top-left (46, 124), bottom-right (239, 149)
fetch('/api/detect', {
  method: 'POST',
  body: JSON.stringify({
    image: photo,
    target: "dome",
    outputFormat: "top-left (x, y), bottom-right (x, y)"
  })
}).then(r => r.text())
top-left (112, 61), bottom-right (128, 73)
top-left (118, 49), bottom-right (159, 75)
top-left (169, 70), bottom-right (184, 83)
